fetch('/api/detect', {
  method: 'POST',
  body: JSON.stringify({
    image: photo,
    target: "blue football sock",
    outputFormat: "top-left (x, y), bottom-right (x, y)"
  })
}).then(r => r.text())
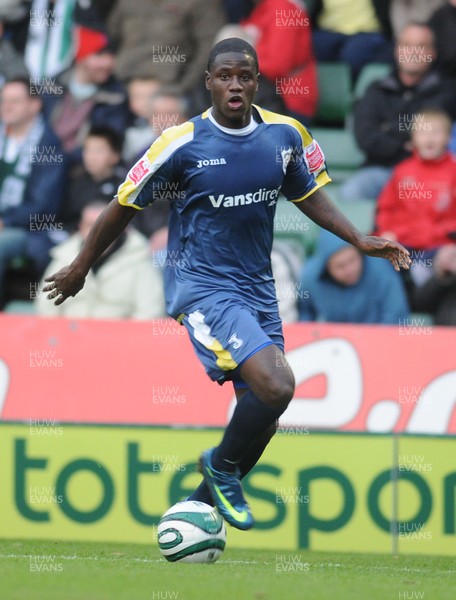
top-left (188, 421), bottom-right (277, 505)
top-left (211, 390), bottom-right (284, 473)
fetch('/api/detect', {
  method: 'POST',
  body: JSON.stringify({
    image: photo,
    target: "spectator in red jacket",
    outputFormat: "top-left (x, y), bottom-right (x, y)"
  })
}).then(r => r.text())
top-left (241, 0), bottom-right (318, 124)
top-left (376, 108), bottom-right (456, 285)
top-left (214, 0), bottom-right (317, 124)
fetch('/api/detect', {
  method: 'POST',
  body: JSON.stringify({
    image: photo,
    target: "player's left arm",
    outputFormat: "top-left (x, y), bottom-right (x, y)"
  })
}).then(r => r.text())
top-left (295, 188), bottom-right (411, 272)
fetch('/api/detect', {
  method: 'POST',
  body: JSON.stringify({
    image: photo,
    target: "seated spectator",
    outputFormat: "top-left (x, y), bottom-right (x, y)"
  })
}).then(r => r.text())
top-left (0, 17), bottom-right (29, 88)
top-left (123, 77), bottom-right (161, 164)
top-left (376, 109), bottom-right (456, 286)
top-left (237, 0), bottom-right (318, 124)
top-left (63, 126), bottom-right (127, 232)
top-left (429, 0), bottom-right (456, 77)
top-left (411, 244), bottom-right (456, 325)
top-left (43, 25), bottom-right (129, 164)
top-left (133, 91), bottom-right (188, 254)
top-left (107, 0), bottom-right (226, 99)
top-left (309, 0), bottom-right (393, 80)
top-left (390, 0), bottom-right (445, 38)
top-left (36, 201), bottom-right (165, 319)
top-left (299, 230), bottom-right (409, 323)
top-left (341, 22), bottom-right (456, 201)
top-left (0, 77), bottom-right (66, 304)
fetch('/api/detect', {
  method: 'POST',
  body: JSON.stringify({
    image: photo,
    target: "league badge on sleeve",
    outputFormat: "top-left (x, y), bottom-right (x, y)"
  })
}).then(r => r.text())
top-left (304, 140), bottom-right (325, 175)
top-left (128, 158), bottom-right (150, 186)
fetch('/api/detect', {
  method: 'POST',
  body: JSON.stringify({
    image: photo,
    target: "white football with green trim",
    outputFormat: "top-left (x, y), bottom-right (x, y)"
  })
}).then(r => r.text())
top-left (158, 501), bottom-right (226, 563)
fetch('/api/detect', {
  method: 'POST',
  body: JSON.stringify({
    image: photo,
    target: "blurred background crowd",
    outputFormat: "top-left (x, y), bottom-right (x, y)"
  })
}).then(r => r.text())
top-left (0, 0), bottom-right (455, 326)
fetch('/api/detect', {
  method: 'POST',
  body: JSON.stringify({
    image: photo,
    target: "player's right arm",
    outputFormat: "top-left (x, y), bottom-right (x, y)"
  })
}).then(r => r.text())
top-left (43, 199), bottom-right (137, 305)
top-left (44, 122), bottom-right (191, 305)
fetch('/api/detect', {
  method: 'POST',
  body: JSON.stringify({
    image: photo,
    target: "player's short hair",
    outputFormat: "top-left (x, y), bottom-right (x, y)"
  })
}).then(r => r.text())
top-left (85, 126), bottom-right (123, 154)
top-left (207, 37), bottom-right (259, 73)
top-left (412, 107), bottom-right (452, 132)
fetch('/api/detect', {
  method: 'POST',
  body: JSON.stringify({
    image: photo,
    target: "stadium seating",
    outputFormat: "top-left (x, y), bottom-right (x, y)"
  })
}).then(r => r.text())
top-left (353, 62), bottom-right (391, 100)
top-left (274, 191), bottom-right (376, 257)
top-left (274, 195), bottom-right (319, 255)
top-left (311, 127), bottom-right (365, 183)
top-left (315, 62), bottom-right (352, 125)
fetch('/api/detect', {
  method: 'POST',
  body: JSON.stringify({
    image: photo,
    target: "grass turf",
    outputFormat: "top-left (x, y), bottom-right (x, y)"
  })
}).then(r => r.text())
top-left (1, 539), bottom-right (455, 600)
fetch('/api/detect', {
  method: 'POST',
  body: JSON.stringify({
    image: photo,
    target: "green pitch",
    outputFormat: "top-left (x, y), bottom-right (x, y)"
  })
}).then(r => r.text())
top-left (1, 539), bottom-right (455, 600)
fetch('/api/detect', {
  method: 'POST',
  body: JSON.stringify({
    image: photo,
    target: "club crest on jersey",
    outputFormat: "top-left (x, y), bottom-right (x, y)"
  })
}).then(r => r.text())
top-left (196, 157), bottom-right (227, 169)
top-left (128, 158), bottom-right (150, 185)
top-left (281, 147), bottom-right (293, 174)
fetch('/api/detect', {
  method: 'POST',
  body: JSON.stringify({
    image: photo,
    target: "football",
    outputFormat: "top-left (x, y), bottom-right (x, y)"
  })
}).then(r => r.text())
top-left (157, 500), bottom-right (227, 563)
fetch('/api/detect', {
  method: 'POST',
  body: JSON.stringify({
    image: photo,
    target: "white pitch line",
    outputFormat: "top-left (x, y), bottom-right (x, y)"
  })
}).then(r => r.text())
top-left (1, 554), bottom-right (455, 574)
top-left (0, 554), bottom-right (161, 563)
top-left (0, 554), bottom-right (260, 565)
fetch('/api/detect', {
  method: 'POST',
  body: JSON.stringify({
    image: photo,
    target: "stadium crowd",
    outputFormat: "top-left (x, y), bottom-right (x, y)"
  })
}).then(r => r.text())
top-left (0, 0), bottom-right (455, 325)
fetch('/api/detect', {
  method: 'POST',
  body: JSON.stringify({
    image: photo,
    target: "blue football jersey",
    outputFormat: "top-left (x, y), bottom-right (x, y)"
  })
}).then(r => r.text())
top-left (117, 105), bottom-right (331, 317)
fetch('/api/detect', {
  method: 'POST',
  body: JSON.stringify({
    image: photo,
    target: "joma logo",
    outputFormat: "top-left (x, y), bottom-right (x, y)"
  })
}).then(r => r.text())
top-left (197, 157), bottom-right (227, 168)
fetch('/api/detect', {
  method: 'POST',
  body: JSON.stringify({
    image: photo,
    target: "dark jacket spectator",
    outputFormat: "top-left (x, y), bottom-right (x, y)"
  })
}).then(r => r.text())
top-left (63, 126), bottom-right (127, 232)
top-left (341, 23), bottom-right (456, 201)
top-left (0, 78), bottom-right (66, 295)
top-left (107, 0), bottom-right (226, 94)
top-left (299, 230), bottom-right (409, 324)
top-left (429, 1), bottom-right (456, 77)
top-left (412, 271), bottom-right (456, 325)
top-left (43, 26), bottom-right (129, 164)
top-left (411, 243), bottom-right (456, 325)
top-left (354, 70), bottom-right (456, 169)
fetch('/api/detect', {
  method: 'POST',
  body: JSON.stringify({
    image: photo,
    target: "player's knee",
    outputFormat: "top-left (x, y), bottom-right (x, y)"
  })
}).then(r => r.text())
top-left (257, 373), bottom-right (294, 410)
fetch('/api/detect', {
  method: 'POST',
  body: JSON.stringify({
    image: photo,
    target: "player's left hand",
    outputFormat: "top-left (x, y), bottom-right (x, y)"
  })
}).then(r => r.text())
top-left (356, 235), bottom-right (411, 272)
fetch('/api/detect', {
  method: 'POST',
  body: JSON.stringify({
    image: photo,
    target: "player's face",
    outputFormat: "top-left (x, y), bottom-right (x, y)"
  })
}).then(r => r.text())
top-left (412, 116), bottom-right (450, 161)
top-left (327, 247), bottom-right (363, 287)
top-left (205, 52), bottom-right (259, 129)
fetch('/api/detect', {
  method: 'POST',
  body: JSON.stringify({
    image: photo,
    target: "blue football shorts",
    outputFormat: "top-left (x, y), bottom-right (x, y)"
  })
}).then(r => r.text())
top-left (179, 294), bottom-right (284, 388)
